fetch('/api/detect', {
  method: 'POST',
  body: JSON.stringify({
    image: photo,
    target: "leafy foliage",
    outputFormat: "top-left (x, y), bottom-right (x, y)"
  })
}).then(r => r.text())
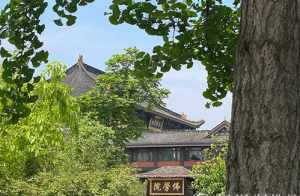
top-left (0, 62), bottom-right (79, 180)
top-left (0, 61), bottom-right (145, 196)
top-left (107, 0), bottom-right (239, 107)
top-left (9, 166), bottom-right (145, 196)
top-left (192, 142), bottom-right (227, 195)
top-left (192, 156), bottom-right (225, 195)
top-left (2, 119), bottom-right (145, 196)
top-left (79, 48), bottom-right (169, 142)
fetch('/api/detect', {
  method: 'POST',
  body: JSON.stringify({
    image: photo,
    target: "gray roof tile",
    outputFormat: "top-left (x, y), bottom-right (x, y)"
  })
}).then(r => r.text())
top-left (137, 166), bottom-right (192, 178)
top-left (127, 131), bottom-right (214, 147)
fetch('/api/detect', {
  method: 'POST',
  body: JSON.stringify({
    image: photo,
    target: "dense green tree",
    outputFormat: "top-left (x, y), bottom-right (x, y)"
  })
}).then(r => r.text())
top-left (0, 61), bottom-right (79, 181)
top-left (192, 157), bottom-right (225, 195)
top-left (5, 119), bottom-right (145, 196)
top-left (79, 48), bottom-right (169, 143)
top-left (0, 61), bottom-right (145, 195)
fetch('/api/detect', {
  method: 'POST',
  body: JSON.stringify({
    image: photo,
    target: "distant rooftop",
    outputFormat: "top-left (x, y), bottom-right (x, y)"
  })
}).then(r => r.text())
top-left (137, 166), bottom-right (192, 178)
top-left (66, 55), bottom-right (105, 79)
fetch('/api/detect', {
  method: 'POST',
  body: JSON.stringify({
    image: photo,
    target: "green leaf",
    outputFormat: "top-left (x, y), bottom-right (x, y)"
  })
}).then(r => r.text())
top-left (36, 24), bottom-right (45, 34)
top-left (31, 37), bottom-right (43, 49)
top-left (212, 101), bottom-right (222, 107)
top-left (172, 2), bottom-right (187, 10)
top-left (31, 51), bottom-right (49, 67)
top-left (0, 47), bottom-right (11, 57)
top-left (54, 19), bottom-right (63, 26)
top-left (66, 2), bottom-right (78, 13)
top-left (109, 4), bottom-right (121, 25)
top-left (66, 15), bottom-right (77, 26)
top-left (161, 64), bottom-right (171, 72)
top-left (187, 61), bottom-right (193, 69)
top-left (153, 45), bottom-right (162, 53)
top-left (142, 2), bottom-right (156, 12)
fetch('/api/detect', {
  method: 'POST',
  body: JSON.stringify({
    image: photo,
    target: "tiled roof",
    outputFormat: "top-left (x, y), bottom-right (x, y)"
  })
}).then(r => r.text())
top-left (137, 166), bottom-right (192, 178)
top-left (210, 120), bottom-right (230, 133)
top-left (207, 120), bottom-right (230, 138)
top-left (66, 62), bottom-right (104, 78)
top-left (127, 131), bottom-right (214, 147)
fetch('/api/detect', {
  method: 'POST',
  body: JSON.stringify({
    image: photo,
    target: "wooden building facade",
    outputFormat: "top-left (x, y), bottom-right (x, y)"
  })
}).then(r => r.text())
top-left (126, 121), bottom-right (230, 172)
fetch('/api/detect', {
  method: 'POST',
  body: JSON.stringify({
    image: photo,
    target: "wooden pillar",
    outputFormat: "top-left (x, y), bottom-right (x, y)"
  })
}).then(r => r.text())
top-left (153, 148), bottom-right (159, 168)
top-left (179, 147), bottom-right (184, 166)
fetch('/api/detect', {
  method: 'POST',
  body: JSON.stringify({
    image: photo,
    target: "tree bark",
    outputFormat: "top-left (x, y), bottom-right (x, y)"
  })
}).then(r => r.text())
top-left (227, 0), bottom-right (300, 194)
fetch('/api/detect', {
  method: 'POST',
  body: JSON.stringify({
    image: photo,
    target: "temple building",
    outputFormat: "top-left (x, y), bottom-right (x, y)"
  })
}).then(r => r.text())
top-left (64, 56), bottom-right (230, 196)
top-left (127, 120), bottom-right (230, 172)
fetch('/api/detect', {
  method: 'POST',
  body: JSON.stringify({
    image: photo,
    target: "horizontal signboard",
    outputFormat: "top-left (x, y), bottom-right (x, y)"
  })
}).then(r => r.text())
top-left (149, 178), bottom-right (184, 195)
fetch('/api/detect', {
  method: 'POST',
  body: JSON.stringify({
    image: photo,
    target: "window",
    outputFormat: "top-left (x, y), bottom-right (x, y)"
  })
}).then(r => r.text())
top-left (188, 148), bottom-right (205, 161)
top-left (149, 117), bottom-right (164, 130)
top-left (132, 150), bottom-right (153, 162)
top-left (159, 148), bottom-right (180, 161)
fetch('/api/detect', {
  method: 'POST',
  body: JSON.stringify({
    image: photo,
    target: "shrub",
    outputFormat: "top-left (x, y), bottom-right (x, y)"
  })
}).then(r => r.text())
top-left (191, 143), bottom-right (227, 196)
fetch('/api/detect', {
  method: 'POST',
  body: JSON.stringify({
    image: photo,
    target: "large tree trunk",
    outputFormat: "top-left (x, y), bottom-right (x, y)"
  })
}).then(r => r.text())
top-left (227, 0), bottom-right (300, 194)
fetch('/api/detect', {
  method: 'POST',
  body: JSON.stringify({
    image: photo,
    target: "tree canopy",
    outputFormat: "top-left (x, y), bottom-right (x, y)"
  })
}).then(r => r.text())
top-left (0, 62), bottom-right (79, 180)
top-left (79, 48), bottom-right (169, 143)
top-left (108, 0), bottom-right (239, 107)
top-left (192, 141), bottom-right (227, 195)
top-left (0, 0), bottom-right (239, 122)
top-left (0, 61), bottom-right (145, 195)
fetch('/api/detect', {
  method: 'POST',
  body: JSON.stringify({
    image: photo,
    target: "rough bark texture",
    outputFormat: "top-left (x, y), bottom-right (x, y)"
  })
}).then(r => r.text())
top-left (227, 0), bottom-right (300, 194)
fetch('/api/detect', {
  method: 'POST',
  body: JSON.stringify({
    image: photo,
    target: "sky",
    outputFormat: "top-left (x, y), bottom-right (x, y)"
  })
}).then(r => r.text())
top-left (0, 0), bottom-right (234, 129)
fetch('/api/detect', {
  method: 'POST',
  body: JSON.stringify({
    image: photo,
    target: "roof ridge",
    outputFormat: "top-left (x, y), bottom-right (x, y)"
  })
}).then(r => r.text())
top-left (66, 55), bottom-right (105, 76)
top-left (158, 105), bottom-right (182, 118)
top-left (83, 63), bottom-right (105, 75)
top-left (145, 130), bottom-right (207, 134)
top-left (210, 120), bottom-right (231, 133)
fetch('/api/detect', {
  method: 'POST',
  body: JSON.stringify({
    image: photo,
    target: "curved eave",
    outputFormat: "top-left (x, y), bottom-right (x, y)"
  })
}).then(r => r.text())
top-left (139, 104), bottom-right (205, 128)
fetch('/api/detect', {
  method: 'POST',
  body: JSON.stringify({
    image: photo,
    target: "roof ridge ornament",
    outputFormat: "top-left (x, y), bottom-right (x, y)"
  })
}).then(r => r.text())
top-left (78, 54), bottom-right (84, 64)
top-left (75, 55), bottom-right (97, 81)
top-left (181, 112), bottom-right (187, 120)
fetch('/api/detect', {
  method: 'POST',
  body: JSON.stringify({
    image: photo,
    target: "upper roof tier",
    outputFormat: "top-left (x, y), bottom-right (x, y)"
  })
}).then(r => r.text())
top-left (64, 55), bottom-right (204, 129)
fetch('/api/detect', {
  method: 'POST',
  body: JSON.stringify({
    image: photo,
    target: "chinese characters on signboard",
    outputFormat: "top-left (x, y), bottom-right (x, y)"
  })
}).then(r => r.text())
top-left (149, 178), bottom-right (184, 195)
